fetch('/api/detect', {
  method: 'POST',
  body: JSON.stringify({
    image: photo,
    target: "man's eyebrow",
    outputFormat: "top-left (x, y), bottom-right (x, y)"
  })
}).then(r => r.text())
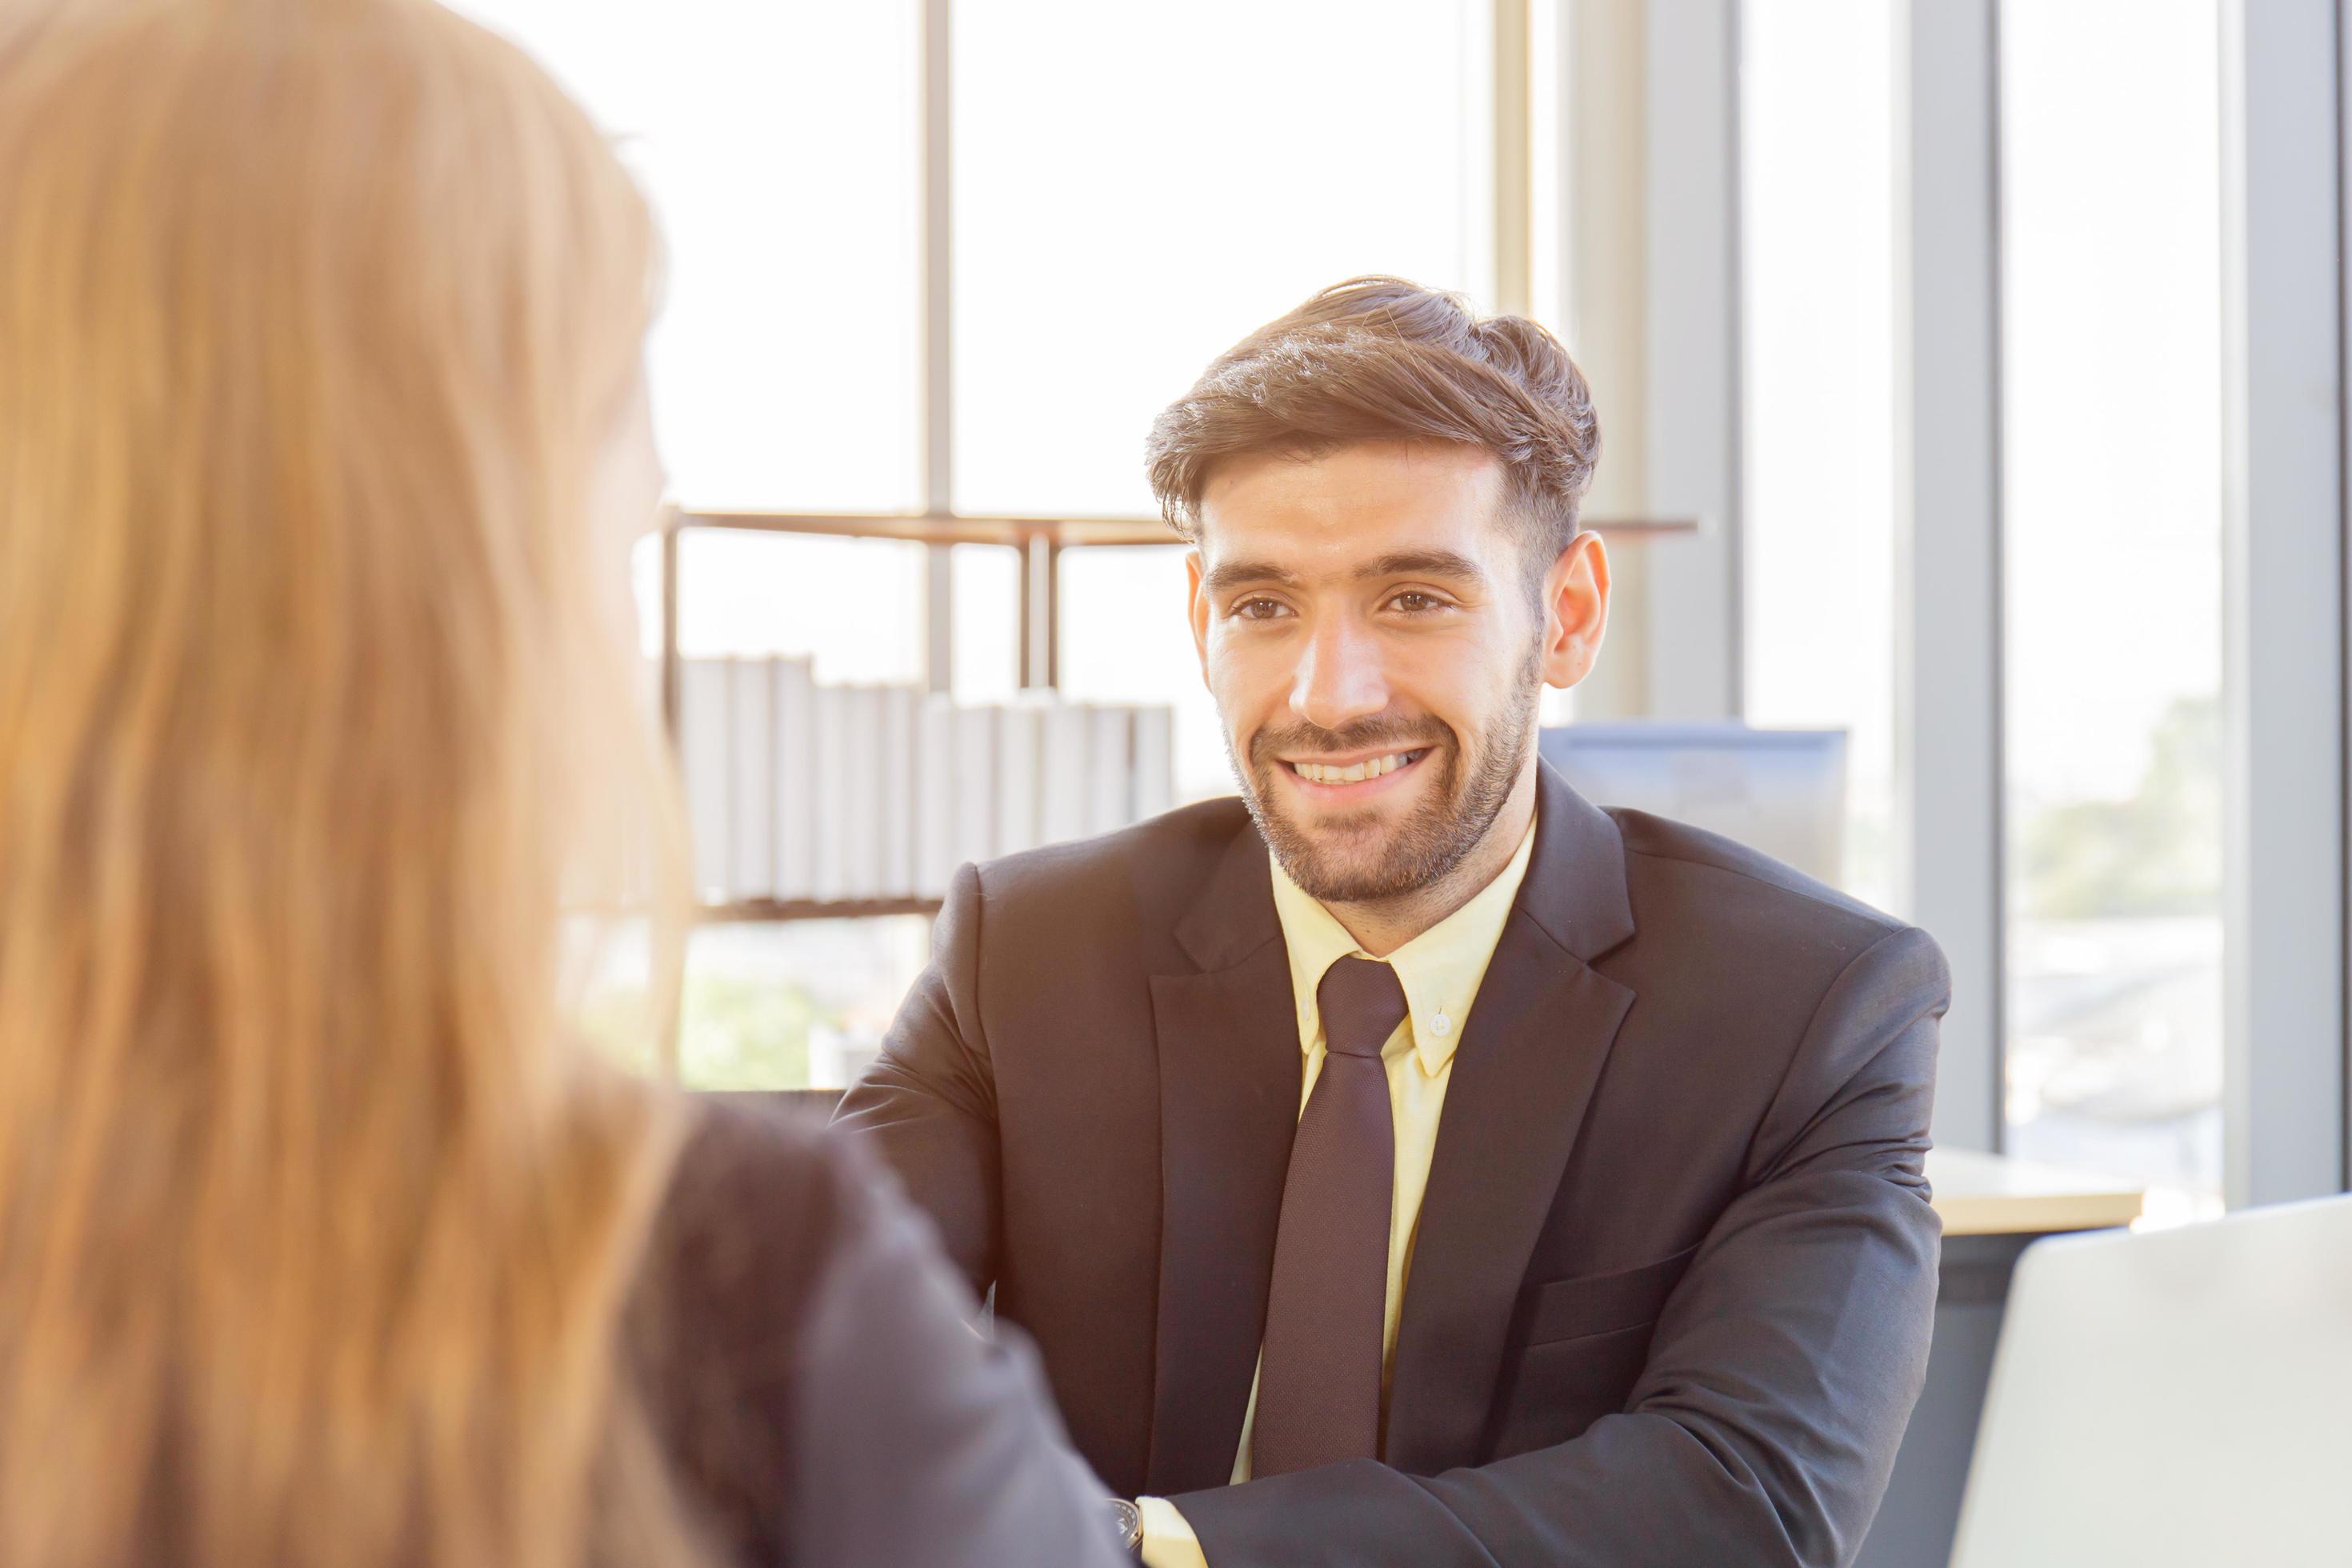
top-left (1357, 549), bottom-right (1489, 584)
top-left (1201, 558), bottom-right (1303, 597)
top-left (1202, 550), bottom-right (1490, 598)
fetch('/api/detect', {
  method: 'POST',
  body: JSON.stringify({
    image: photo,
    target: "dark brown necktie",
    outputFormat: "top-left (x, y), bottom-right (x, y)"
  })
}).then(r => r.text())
top-left (1250, 955), bottom-right (1409, 1478)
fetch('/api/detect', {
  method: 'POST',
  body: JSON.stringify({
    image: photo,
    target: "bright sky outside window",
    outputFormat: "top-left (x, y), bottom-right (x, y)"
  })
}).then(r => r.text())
top-left (452, 0), bottom-right (924, 513)
top-left (1738, 0), bottom-right (1898, 913)
top-left (951, 0), bottom-right (1494, 519)
top-left (2000, 0), bottom-right (2225, 1209)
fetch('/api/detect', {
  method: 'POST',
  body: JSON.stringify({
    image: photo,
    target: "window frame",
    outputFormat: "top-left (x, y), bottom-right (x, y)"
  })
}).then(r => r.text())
top-left (1718, 0), bottom-right (2350, 1198)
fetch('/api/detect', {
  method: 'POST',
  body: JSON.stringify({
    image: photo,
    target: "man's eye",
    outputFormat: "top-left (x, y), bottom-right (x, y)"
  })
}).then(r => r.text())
top-left (1390, 591), bottom-right (1448, 614)
top-left (1233, 598), bottom-right (1290, 621)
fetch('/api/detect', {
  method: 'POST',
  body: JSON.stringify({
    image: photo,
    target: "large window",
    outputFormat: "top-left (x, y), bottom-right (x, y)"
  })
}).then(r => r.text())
top-left (1738, 0), bottom-right (1899, 912)
top-left (957, 0), bottom-right (1500, 808)
top-left (1999, 0), bottom-right (2226, 1207)
top-left (461, 0), bottom-right (1506, 1085)
top-left (452, 1), bottom-right (926, 510)
top-left (1737, 0), bottom-right (2252, 1198)
top-left (952, 0), bottom-right (1493, 518)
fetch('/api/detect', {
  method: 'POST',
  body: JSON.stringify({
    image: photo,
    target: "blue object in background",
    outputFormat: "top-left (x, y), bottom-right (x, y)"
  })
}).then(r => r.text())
top-left (1538, 722), bottom-right (1850, 887)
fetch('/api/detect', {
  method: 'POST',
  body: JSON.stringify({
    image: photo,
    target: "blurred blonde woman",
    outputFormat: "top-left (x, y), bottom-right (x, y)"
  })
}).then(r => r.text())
top-left (0, 1), bottom-right (1125, 1564)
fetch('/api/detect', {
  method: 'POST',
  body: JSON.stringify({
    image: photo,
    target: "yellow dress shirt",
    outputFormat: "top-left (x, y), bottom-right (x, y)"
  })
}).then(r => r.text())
top-left (1139, 816), bottom-right (1538, 1568)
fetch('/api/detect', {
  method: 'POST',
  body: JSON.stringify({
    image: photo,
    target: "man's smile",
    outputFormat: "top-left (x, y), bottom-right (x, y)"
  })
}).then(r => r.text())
top-left (1277, 746), bottom-right (1436, 802)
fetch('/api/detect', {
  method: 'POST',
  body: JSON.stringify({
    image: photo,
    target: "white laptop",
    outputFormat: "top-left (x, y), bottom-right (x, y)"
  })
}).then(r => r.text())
top-left (1949, 1193), bottom-right (2352, 1566)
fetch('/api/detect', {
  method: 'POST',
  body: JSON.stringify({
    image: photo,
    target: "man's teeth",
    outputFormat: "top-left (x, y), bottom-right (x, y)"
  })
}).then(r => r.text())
top-left (1295, 751), bottom-right (1418, 784)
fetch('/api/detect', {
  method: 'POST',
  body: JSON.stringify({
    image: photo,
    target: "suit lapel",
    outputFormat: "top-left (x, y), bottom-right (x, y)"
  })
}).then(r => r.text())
top-left (1383, 766), bottom-right (1639, 1474)
top-left (1144, 829), bottom-right (1300, 1495)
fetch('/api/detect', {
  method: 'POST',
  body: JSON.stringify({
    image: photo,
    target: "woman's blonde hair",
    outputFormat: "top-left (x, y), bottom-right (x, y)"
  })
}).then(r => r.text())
top-left (0, 0), bottom-right (701, 1562)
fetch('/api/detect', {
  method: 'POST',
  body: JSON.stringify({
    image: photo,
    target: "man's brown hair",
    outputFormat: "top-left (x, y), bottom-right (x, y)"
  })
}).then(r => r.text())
top-left (1145, 276), bottom-right (1602, 570)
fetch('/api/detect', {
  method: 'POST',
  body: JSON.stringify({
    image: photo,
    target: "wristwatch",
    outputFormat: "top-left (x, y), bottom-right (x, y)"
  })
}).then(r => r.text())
top-left (1108, 1497), bottom-right (1143, 1554)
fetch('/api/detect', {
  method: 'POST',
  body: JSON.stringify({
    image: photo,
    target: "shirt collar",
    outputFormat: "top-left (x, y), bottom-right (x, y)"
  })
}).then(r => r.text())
top-left (1267, 810), bottom-right (1540, 1077)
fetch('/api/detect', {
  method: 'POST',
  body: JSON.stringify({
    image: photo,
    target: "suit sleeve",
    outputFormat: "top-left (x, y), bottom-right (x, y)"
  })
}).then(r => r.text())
top-left (833, 862), bottom-right (1002, 1298)
top-left (1170, 924), bottom-right (1950, 1568)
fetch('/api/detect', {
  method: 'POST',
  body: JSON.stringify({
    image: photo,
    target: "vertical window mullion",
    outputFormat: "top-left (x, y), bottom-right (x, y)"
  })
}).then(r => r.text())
top-left (1897, 0), bottom-right (2005, 1152)
top-left (2218, 0), bottom-right (2348, 1206)
top-left (922, 0), bottom-right (956, 696)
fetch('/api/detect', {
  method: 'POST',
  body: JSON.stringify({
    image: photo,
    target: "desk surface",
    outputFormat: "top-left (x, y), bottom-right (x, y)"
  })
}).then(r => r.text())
top-left (1926, 1147), bottom-right (2146, 1237)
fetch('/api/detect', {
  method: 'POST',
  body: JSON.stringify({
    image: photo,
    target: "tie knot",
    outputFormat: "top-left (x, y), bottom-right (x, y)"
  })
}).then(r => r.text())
top-left (1317, 956), bottom-right (1409, 1059)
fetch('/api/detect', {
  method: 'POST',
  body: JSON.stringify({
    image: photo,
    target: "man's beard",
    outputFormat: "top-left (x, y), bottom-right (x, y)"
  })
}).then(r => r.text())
top-left (1227, 651), bottom-right (1542, 906)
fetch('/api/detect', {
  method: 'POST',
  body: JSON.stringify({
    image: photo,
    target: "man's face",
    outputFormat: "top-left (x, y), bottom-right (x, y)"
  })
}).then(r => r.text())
top-left (1187, 441), bottom-right (1566, 905)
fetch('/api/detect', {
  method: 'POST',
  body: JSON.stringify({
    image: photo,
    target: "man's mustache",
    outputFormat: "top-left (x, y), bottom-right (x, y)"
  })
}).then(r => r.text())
top-left (1249, 718), bottom-right (1451, 766)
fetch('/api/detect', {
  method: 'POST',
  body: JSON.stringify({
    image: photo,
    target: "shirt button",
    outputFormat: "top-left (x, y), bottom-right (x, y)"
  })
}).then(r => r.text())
top-left (1429, 1012), bottom-right (1451, 1037)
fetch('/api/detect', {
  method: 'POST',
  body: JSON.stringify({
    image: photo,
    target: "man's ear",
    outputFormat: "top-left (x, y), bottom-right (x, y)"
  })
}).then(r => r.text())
top-left (1538, 531), bottom-right (1610, 689)
top-left (1185, 549), bottom-right (1212, 689)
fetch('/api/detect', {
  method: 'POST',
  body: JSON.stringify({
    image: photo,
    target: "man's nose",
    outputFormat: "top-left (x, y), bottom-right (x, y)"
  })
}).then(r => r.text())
top-left (1289, 617), bottom-right (1392, 733)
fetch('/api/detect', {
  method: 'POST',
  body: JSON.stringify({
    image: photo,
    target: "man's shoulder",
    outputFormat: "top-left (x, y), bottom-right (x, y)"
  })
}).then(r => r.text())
top-left (1604, 806), bottom-right (1941, 988)
top-left (1609, 806), bottom-right (1894, 928)
top-left (966, 795), bottom-right (1257, 930)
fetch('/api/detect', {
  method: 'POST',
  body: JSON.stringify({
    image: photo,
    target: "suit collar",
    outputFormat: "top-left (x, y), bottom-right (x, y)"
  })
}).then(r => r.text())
top-left (1383, 766), bottom-right (1640, 1471)
top-left (1145, 946), bottom-right (1299, 1492)
top-left (1172, 813), bottom-right (1283, 972)
top-left (1515, 759), bottom-right (1637, 963)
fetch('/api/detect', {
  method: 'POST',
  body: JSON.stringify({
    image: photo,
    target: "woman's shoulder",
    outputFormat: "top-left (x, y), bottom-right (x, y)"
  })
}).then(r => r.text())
top-left (658, 1094), bottom-right (850, 1235)
top-left (626, 1094), bottom-right (874, 1560)
top-left (630, 1094), bottom-right (1120, 1568)
top-left (634, 1094), bottom-right (882, 1352)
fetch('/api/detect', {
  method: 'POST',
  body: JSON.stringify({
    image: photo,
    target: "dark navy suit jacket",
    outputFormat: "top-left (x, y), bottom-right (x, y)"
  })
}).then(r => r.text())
top-left (838, 764), bottom-right (1946, 1567)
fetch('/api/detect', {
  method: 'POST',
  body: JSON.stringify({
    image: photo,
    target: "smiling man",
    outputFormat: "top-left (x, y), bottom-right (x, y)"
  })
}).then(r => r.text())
top-left (838, 278), bottom-right (1946, 1567)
